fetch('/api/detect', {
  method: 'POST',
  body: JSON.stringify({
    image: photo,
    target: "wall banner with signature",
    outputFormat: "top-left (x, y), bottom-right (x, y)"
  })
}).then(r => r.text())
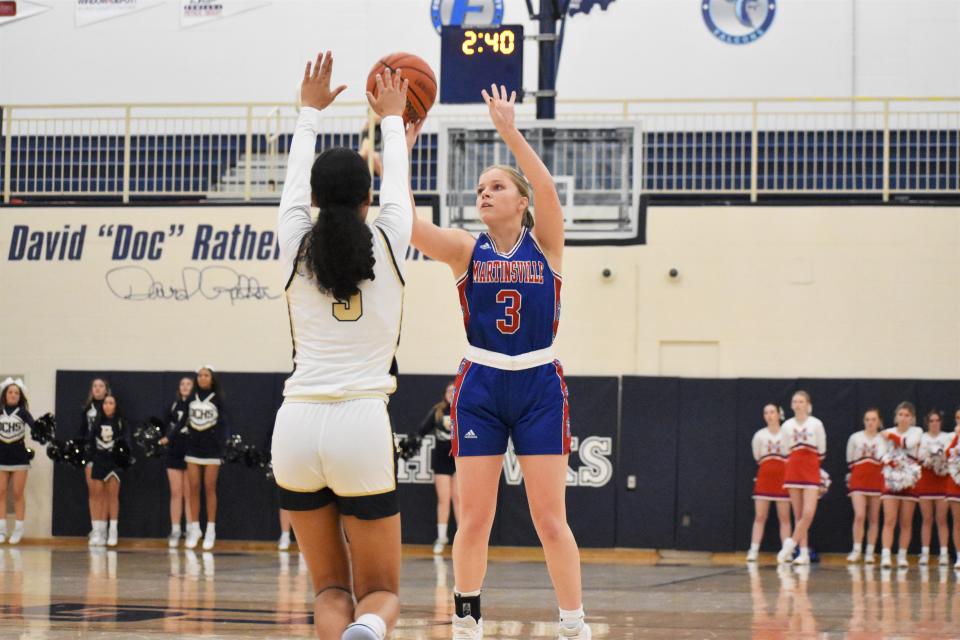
top-left (2, 206), bottom-right (435, 306)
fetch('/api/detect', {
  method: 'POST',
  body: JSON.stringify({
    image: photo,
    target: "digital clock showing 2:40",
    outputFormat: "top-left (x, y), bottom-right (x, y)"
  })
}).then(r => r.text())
top-left (440, 24), bottom-right (524, 104)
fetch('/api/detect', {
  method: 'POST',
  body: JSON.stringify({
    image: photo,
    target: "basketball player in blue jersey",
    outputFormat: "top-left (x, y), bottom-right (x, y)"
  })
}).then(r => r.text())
top-left (411, 84), bottom-right (590, 640)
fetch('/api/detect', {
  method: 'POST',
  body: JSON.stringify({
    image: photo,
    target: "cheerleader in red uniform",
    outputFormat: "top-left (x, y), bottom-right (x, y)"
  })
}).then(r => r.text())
top-left (944, 408), bottom-right (960, 569)
top-left (845, 408), bottom-right (887, 564)
top-left (880, 401), bottom-right (923, 568)
top-left (747, 404), bottom-right (791, 562)
top-left (776, 391), bottom-right (826, 565)
top-left (916, 409), bottom-right (951, 566)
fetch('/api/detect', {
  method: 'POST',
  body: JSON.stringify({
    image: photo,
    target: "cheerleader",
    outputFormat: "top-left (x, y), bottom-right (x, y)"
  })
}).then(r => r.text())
top-left (0, 378), bottom-right (36, 545)
top-left (417, 381), bottom-right (460, 555)
top-left (159, 376), bottom-right (193, 548)
top-left (945, 408), bottom-right (960, 569)
top-left (776, 391), bottom-right (826, 565)
top-left (880, 401), bottom-right (923, 568)
top-left (87, 394), bottom-right (130, 547)
top-left (184, 366), bottom-right (229, 551)
top-left (916, 409), bottom-right (951, 566)
top-left (845, 408), bottom-right (887, 563)
top-left (746, 404), bottom-right (790, 562)
top-left (81, 377), bottom-right (109, 545)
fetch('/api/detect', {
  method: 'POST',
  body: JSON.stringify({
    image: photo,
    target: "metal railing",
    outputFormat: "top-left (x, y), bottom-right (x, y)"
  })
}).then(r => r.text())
top-left (2, 97), bottom-right (958, 204)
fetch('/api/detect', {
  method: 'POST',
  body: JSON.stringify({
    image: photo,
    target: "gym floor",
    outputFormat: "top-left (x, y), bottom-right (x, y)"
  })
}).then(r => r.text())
top-left (0, 544), bottom-right (957, 638)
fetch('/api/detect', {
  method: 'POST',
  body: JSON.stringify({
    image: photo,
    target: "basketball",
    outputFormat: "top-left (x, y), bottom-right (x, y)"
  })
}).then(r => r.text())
top-left (366, 52), bottom-right (437, 124)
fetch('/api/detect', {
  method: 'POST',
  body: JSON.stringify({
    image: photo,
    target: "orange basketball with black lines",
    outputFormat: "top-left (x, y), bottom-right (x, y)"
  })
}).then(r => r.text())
top-left (367, 53), bottom-right (437, 124)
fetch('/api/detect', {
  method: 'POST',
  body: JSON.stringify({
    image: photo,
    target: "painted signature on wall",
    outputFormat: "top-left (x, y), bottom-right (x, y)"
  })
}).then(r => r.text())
top-left (105, 266), bottom-right (281, 304)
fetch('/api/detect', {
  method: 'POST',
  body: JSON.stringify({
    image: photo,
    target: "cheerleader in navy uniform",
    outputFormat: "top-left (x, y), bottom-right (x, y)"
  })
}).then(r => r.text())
top-left (0, 378), bottom-right (36, 545)
top-left (159, 376), bottom-right (193, 548)
top-left (81, 377), bottom-right (109, 545)
top-left (880, 401), bottom-right (923, 568)
top-left (776, 391), bottom-right (826, 566)
top-left (746, 404), bottom-right (790, 562)
top-left (418, 381), bottom-right (460, 555)
top-left (845, 408), bottom-right (887, 563)
top-left (184, 366), bottom-right (229, 551)
top-left (915, 409), bottom-right (951, 566)
top-left (410, 85), bottom-right (589, 640)
top-left (87, 394), bottom-right (130, 547)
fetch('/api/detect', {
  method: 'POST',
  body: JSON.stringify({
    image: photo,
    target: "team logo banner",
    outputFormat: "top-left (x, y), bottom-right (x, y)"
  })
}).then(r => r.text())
top-left (431, 0), bottom-right (503, 34)
top-left (75, 0), bottom-right (163, 27)
top-left (0, 1), bottom-right (50, 27)
top-left (180, 0), bottom-right (268, 29)
top-left (702, 0), bottom-right (777, 45)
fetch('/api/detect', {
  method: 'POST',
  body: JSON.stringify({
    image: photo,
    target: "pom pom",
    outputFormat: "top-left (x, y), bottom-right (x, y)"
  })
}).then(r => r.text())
top-left (30, 413), bottom-right (57, 445)
top-left (395, 434), bottom-right (423, 461)
top-left (134, 418), bottom-right (167, 458)
top-left (819, 469), bottom-right (831, 496)
top-left (948, 448), bottom-right (960, 486)
top-left (920, 440), bottom-right (949, 477)
top-left (222, 434), bottom-right (246, 464)
top-left (113, 440), bottom-right (135, 470)
top-left (882, 447), bottom-right (921, 493)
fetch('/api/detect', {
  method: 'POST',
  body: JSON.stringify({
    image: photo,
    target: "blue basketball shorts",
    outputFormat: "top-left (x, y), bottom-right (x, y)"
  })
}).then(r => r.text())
top-left (451, 358), bottom-right (572, 457)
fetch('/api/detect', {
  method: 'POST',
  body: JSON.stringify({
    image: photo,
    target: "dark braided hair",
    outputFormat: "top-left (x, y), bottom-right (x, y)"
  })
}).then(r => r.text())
top-left (301, 147), bottom-right (375, 300)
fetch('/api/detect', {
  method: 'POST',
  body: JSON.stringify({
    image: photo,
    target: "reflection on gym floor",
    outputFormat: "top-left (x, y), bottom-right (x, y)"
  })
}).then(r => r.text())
top-left (3, 547), bottom-right (960, 638)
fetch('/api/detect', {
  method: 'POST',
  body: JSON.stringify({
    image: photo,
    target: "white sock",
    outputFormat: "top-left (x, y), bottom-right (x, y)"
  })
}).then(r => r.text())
top-left (171, 524), bottom-right (181, 535)
top-left (940, 546), bottom-right (949, 555)
top-left (559, 606), bottom-right (584, 626)
top-left (921, 546), bottom-right (930, 555)
top-left (882, 548), bottom-right (891, 555)
top-left (279, 531), bottom-right (290, 539)
top-left (189, 521), bottom-right (201, 533)
top-left (749, 543), bottom-right (760, 553)
top-left (109, 520), bottom-right (118, 533)
top-left (13, 520), bottom-right (23, 531)
top-left (851, 543), bottom-right (861, 554)
top-left (205, 522), bottom-right (216, 535)
top-left (866, 544), bottom-right (875, 555)
top-left (94, 520), bottom-right (107, 533)
top-left (0, 521), bottom-right (7, 535)
top-left (898, 549), bottom-right (907, 559)
top-left (438, 523), bottom-right (448, 541)
top-left (353, 613), bottom-right (386, 638)
top-left (800, 547), bottom-right (809, 556)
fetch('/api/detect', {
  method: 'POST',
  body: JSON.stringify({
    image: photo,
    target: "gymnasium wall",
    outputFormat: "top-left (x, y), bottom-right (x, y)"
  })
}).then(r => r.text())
top-left (1, 1), bottom-right (958, 105)
top-left (3, 203), bottom-right (960, 541)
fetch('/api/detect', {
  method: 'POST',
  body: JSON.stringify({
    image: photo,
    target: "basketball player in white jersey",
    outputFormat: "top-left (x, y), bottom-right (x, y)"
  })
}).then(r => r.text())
top-left (270, 52), bottom-right (418, 640)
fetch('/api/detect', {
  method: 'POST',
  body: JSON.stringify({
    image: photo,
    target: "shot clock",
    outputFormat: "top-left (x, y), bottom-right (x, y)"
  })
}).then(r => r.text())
top-left (440, 25), bottom-right (524, 104)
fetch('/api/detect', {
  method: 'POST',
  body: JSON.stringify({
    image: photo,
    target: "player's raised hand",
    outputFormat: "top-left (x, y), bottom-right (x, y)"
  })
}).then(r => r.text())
top-left (405, 117), bottom-right (426, 152)
top-left (481, 84), bottom-right (517, 132)
top-left (300, 51), bottom-right (347, 111)
top-left (366, 68), bottom-right (409, 119)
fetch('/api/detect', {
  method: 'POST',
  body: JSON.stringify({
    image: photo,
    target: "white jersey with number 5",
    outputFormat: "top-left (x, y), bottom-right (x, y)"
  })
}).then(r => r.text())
top-left (277, 110), bottom-right (411, 401)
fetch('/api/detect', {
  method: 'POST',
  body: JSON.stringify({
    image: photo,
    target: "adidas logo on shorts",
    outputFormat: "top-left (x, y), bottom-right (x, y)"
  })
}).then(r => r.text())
top-left (464, 430), bottom-right (478, 439)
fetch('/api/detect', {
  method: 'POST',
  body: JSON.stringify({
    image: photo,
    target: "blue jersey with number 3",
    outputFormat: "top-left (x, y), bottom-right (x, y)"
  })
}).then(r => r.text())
top-left (456, 228), bottom-right (561, 356)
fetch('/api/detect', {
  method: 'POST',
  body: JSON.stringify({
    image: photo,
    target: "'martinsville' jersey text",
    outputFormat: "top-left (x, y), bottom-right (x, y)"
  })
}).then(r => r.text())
top-left (472, 259), bottom-right (545, 284)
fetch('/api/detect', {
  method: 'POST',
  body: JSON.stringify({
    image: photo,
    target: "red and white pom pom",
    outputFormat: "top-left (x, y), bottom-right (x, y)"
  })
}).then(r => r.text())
top-left (818, 469), bottom-right (831, 496)
top-left (922, 442), bottom-right (949, 476)
top-left (882, 448), bottom-right (921, 492)
top-left (948, 448), bottom-right (960, 486)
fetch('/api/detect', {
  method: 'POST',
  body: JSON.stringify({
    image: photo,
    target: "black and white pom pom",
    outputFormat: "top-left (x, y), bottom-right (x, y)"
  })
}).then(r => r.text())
top-left (133, 418), bottom-right (167, 458)
top-left (30, 413), bottom-right (57, 445)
